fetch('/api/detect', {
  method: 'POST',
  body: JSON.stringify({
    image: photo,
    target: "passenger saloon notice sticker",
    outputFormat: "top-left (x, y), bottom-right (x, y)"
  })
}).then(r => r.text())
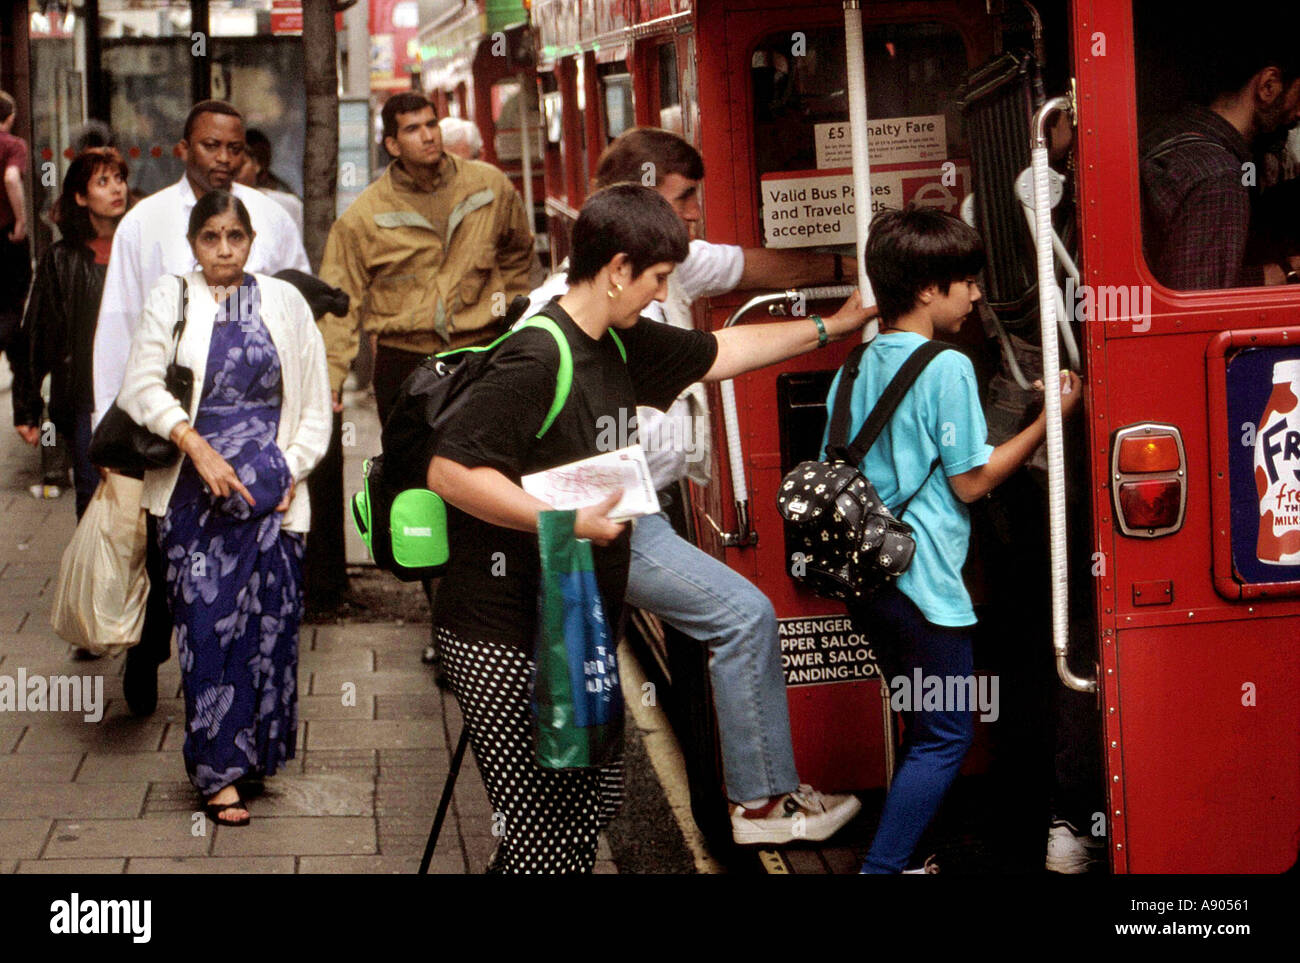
top-left (777, 615), bottom-right (878, 687)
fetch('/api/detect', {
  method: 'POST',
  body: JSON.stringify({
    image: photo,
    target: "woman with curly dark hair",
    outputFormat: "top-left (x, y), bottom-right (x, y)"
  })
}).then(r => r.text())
top-left (12, 147), bottom-right (130, 517)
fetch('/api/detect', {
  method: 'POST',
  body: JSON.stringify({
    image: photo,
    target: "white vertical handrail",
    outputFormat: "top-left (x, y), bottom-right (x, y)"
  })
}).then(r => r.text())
top-left (844, 0), bottom-right (878, 331)
top-left (1032, 96), bottom-right (1095, 694)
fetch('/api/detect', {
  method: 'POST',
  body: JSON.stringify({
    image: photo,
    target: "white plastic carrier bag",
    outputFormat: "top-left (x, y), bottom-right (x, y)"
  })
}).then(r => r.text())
top-left (49, 473), bottom-right (149, 655)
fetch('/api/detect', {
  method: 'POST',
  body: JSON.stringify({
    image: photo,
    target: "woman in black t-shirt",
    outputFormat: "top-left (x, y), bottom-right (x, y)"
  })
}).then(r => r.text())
top-left (426, 184), bottom-right (870, 873)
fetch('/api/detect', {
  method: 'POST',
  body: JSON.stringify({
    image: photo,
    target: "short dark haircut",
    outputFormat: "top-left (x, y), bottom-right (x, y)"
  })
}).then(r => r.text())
top-left (56, 147), bottom-right (130, 246)
top-left (244, 129), bottom-right (272, 170)
top-left (182, 100), bottom-right (243, 141)
top-left (568, 184), bottom-right (690, 285)
top-left (594, 127), bottom-right (705, 190)
top-left (0, 90), bottom-right (15, 126)
top-left (71, 119), bottom-right (116, 153)
top-left (865, 207), bottom-right (985, 323)
top-left (382, 92), bottom-right (436, 141)
top-left (187, 189), bottom-right (253, 241)
top-left (1193, 15), bottom-right (1300, 103)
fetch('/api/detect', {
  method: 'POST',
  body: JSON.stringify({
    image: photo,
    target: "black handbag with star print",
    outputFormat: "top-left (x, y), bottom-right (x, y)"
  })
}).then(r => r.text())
top-left (776, 339), bottom-right (951, 602)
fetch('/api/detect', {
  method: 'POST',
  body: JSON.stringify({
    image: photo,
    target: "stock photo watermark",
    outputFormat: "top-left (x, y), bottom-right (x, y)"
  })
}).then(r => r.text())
top-left (0, 669), bottom-right (104, 723)
top-left (50, 894), bottom-right (151, 943)
top-left (887, 669), bottom-right (1000, 723)
top-left (594, 408), bottom-right (709, 463)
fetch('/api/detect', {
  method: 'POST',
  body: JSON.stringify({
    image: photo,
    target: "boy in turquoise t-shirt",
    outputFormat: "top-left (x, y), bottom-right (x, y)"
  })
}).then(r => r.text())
top-left (827, 207), bottom-right (1081, 873)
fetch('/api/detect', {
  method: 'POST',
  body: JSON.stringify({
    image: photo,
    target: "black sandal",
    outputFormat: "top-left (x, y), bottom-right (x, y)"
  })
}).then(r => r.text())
top-left (204, 796), bottom-right (251, 827)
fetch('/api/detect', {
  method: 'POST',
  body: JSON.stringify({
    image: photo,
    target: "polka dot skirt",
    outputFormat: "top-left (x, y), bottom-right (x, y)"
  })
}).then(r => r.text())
top-left (437, 627), bottom-right (625, 874)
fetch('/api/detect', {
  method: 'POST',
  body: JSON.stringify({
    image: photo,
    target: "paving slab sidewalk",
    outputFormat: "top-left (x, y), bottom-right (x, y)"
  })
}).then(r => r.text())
top-left (0, 377), bottom-right (617, 874)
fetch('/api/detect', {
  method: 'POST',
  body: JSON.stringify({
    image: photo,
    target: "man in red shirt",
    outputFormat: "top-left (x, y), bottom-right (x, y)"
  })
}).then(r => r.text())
top-left (0, 90), bottom-right (31, 372)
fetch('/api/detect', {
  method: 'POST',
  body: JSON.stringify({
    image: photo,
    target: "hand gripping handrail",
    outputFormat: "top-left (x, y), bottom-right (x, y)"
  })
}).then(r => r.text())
top-left (1031, 94), bottom-right (1095, 694)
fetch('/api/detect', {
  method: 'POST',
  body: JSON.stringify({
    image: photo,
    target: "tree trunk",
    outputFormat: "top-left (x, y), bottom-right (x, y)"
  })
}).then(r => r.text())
top-left (301, 0), bottom-right (350, 610)
top-left (302, 0), bottom-right (339, 272)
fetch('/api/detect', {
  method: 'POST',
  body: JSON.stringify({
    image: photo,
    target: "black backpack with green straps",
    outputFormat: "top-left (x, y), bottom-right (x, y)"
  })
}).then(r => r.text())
top-left (351, 308), bottom-right (626, 581)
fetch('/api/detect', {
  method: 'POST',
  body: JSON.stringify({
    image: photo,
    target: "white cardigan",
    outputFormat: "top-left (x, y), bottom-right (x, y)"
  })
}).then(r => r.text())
top-left (116, 271), bottom-right (332, 533)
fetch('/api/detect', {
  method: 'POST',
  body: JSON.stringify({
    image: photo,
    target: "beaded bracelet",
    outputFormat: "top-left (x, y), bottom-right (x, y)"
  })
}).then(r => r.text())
top-left (811, 314), bottom-right (828, 348)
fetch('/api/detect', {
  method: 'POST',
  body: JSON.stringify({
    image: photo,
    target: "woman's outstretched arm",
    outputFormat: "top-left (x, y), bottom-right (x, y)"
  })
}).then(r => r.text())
top-left (703, 290), bottom-right (873, 382)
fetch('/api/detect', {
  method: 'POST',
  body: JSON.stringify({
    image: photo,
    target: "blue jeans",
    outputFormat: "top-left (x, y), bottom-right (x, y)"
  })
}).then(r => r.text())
top-left (850, 587), bottom-right (975, 873)
top-left (625, 511), bottom-right (799, 803)
top-left (72, 410), bottom-right (97, 520)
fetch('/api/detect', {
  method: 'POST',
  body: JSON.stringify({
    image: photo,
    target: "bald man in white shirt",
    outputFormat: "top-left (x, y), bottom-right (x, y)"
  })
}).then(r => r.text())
top-left (93, 100), bottom-right (309, 716)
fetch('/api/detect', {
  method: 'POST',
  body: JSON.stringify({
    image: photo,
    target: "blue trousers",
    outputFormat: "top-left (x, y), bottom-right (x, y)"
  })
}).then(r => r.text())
top-left (72, 410), bottom-right (97, 520)
top-left (625, 511), bottom-right (800, 803)
top-left (851, 587), bottom-right (975, 873)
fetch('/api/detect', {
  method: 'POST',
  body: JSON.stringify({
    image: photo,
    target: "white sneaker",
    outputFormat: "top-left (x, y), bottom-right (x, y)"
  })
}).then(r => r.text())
top-left (1045, 819), bottom-right (1104, 874)
top-left (731, 785), bottom-right (861, 845)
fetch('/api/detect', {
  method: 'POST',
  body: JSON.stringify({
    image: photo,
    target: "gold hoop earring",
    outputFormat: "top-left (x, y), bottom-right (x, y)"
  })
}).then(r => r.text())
top-left (607, 280), bottom-right (623, 300)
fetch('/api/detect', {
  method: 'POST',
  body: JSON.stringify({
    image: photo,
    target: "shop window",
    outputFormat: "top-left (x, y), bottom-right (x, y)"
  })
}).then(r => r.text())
top-left (210, 37), bottom-right (306, 197)
top-left (92, 0), bottom-right (305, 196)
top-left (101, 52), bottom-right (193, 194)
top-left (26, 0), bottom-right (86, 250)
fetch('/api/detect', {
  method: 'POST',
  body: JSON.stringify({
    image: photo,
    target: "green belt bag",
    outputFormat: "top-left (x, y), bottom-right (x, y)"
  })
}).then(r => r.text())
top-left (350, 314), bottom-right (625, 582)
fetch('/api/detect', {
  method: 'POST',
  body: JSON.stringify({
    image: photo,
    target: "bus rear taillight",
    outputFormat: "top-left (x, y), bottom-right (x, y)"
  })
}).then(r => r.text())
top-left (1117, 479), bottom-right (1181, 529)
top-left (1112, 424), bottom-right (1187, 537)
top-left (1117, 435), bottom-right (1181, 473)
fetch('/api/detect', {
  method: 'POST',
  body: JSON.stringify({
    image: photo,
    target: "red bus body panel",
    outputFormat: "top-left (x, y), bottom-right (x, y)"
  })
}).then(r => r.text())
top-left (528, 0), bottom-right (1300, 871)
top-left (1075, 0), bottom-right (1300, 872)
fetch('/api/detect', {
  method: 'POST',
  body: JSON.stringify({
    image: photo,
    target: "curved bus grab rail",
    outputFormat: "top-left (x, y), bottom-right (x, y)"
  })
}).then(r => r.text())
top-left (1032, 94), bottom-right (1096, 694)
top-left (710, 286), bottom-right (859, 546)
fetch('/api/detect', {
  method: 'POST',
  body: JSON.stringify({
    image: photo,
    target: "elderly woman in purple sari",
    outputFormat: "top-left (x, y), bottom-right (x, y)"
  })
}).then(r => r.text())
top-left (117, 190), bottom-right (331, 826)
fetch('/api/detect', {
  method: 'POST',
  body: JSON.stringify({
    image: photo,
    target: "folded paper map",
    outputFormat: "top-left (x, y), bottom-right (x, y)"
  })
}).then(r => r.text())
top-left (522, 445), bottom-right (660, 523)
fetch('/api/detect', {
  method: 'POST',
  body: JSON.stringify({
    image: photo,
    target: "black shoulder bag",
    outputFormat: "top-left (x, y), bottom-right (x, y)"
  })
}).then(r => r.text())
top-left (89, 276), bottom-right (194, 474)
top-left (776, 339), bottom-right (950, 603)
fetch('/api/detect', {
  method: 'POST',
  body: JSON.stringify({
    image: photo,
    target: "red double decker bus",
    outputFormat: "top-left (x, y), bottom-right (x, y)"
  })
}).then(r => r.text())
top-left (426, 0), bottom-right (1300, 874)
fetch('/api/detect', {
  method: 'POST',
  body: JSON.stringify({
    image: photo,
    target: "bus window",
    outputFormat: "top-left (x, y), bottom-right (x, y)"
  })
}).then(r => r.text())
top-left (551, 57), bottom-right (590, 205)
top-left (658, 42), bottom-right (683, 134)
top-left (1135, 3), bottom-right (1300, 291)
top-left (750, 22), bottom-right (970, 247)
top-left (542, 82), bottom-right (563, 146)
top-left (492, 79), bottom-right (542, 165)
top-left (682, 35), bottom-right (699, 144)
top-left (600, 65), bottom-right (635, 143)
top-left (574, 55), bottom-right (591, 193)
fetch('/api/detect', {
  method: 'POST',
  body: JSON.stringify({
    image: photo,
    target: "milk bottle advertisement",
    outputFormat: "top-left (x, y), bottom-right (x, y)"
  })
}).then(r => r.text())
top-left (1228, 347), bottom-right (1300, 583)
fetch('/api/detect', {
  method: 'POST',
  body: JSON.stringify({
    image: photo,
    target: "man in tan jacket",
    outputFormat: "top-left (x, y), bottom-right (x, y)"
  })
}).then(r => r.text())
top-left (320, 92), bottom-right (534, 421)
